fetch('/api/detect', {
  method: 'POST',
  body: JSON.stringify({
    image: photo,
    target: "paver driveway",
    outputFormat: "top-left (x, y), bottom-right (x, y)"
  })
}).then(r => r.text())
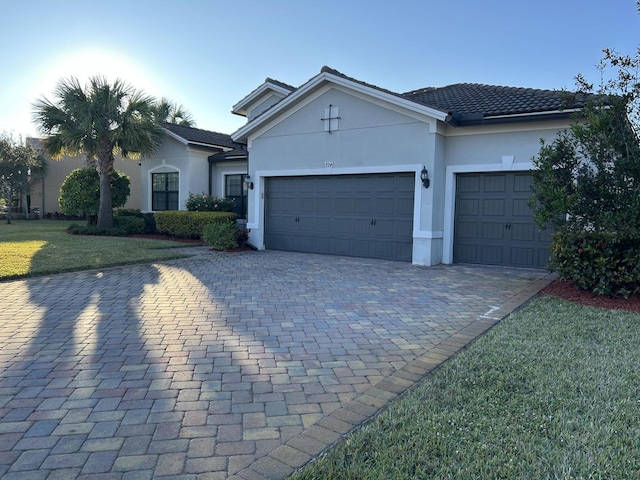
top-left (0, 249), bottom-right (552, 479)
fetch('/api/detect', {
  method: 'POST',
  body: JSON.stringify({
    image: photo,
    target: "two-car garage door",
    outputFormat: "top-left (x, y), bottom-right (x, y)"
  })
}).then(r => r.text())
top-left (264, 173), bottom-right (414, 261)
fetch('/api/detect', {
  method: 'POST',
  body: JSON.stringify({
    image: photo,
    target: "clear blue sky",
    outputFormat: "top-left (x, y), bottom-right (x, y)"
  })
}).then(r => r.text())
top-left (1, 0), bottom-right (637, 138)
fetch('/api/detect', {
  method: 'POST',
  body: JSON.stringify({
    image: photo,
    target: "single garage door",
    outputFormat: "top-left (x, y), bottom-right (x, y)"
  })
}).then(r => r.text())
top-left (265, 173), bottom-right (414, 261)
top-left (454, 172), bottom-right (552, 268)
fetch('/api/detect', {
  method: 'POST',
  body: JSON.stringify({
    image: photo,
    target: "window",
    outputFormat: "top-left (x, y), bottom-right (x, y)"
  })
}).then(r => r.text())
top-left (152, 172), bottom-right (179, 211)
top-left (225, 174), bottom-right (248, 219)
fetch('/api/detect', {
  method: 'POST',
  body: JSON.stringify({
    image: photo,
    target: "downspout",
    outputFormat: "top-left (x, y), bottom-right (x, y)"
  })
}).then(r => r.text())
top-left (208, 157), bottom-right (213, 196)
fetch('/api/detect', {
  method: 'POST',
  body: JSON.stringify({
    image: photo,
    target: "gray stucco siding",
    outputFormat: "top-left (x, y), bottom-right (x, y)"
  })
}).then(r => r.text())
top-left (444, 124), bottom-right (569, 168)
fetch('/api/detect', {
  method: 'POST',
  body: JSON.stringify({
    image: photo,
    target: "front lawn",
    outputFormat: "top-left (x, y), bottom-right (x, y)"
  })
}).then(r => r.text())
top-left (291, 296), bottom-right (640, 479)
top-left (0, 220), bottom-right (190, 280)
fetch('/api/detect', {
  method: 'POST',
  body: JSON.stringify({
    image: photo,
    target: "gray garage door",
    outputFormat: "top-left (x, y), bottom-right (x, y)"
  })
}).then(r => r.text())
top-left (265, 173), bottom-right (414, 261)
top-left (454, 172), bottom-right (552, 268)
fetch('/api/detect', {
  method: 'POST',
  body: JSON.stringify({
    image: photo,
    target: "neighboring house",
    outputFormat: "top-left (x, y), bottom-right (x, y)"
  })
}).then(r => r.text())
top-left (29, 139), bottom-right (142, 215)
top-left (140, 123), bottom-right (248, 220)
top-left (229, 66), bottom-right (591, 268)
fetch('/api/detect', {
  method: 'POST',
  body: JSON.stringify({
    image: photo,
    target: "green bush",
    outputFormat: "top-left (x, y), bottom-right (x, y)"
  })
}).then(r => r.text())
top-left (59, 168), bottom-right (130, 224)
top-left (67, 223), bottom-right (127, 236)
top-left (235, 228), bottom-right (251, 248)
top-left (113, 216), bottom-right (145, 235)
top-left (115, 209), bottom-right (156, 234)
top-left (142, 213), bottom-right (156, 234)
top-left (154, 211), bottom-right (237, 238)
top-left (202, 221), bottom-right (238, 250)
top-left (185, 193), bottom-right (236, 212)
top-left (116, 208), bottom-right (142, 217)
top-left (551, 230), bottom-right (640, 297)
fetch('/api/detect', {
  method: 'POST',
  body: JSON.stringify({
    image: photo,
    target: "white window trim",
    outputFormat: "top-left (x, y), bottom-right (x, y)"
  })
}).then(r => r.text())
top-left (148, 164), bottom-right (181, 212)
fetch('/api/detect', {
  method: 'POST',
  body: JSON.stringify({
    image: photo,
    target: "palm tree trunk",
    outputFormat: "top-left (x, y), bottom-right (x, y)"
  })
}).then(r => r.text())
top-left (96, 146), bottom-right (115, 229)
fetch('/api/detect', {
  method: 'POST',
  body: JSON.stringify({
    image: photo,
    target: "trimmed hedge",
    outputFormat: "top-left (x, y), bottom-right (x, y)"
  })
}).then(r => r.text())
top-left (202, 221), bottom-right (238, 250)
top-left (154, 211), bottom-right (237, 238)
top-left (115, 209), bottom-right (156, 234)
top-left (551, 230), bottom-right (640, 297)
top-left (113, 216), bottom-right (145, 235)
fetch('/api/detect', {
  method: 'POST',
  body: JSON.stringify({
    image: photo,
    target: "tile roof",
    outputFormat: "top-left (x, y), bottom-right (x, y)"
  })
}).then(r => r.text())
top-left (402, 83), bottom-right (593, 123)
top-left (208, 145), bottom-right (248, 163)
top-left (264, 77), bottom-right (296, 92)
top-left (163, 123), bottom-right (238, 149)
top-left (319, 66), bottom-right (448, 115)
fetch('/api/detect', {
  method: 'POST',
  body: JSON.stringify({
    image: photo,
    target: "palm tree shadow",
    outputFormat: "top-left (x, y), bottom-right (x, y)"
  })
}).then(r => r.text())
top-left (5, 256), bottom-right (161, 390)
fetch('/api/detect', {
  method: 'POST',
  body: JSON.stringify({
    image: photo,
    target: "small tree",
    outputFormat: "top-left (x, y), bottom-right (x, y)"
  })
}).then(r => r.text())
top-left (33, 76), bottom-right (164, 229)
top-left (59, 168), bottom-right (130, 224)
top-left (0, 135), bottom-right (44, 224)
top-left (530, 45), bottom-right (640, 296)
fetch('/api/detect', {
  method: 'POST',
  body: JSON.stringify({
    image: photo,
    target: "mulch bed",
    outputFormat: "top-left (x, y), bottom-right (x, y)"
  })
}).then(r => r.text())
top-left (540, 279), bottom-right (640, 313)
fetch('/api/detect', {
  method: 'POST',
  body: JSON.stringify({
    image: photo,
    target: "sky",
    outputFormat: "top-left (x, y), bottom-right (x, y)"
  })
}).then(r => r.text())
top-left (1, 0), bottom-right (638, 138)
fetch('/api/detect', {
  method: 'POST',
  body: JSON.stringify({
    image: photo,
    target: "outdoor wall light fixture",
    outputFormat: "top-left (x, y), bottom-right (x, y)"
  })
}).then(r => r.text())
top-left (244, 175), bottom-right (254, 190)
top-left (420, 166), bottom-right (430, 189)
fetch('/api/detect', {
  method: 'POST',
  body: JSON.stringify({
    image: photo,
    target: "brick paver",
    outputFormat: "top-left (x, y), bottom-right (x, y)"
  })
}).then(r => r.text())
top-left (0, 249), bottom-right (552, 479)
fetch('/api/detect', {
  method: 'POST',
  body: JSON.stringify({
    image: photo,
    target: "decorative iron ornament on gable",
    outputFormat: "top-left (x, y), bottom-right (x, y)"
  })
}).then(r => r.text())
top-left (321, 104), bottom-right (341, 133)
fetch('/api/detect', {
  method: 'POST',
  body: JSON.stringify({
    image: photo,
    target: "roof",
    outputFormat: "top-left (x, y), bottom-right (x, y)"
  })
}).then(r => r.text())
top-left (402, 83), bottom-right (593, 124)
top-left (234, 66), bottom-right (596, 139)
top-left (208, 145), bottom-right (248, 163)
top-left (231, 78), bottom-right (295, 117)
top-left (232, 67), bottom-right (450, 142)
top-left (263, 77), bottom-right (295, 92)
top-left (163, 123), bottom-right (238, 149)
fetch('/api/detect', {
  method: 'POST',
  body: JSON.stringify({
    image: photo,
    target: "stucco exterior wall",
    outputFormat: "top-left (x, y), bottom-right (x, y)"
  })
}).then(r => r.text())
top-left (140, 136), bottom-right (211, 211)
top-left (31, 153), bottom-right (141, 215)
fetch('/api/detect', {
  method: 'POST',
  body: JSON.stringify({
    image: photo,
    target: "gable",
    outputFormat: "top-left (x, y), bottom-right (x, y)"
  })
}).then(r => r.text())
top-left (232, 71), bottom-right (448, 144)
top-left (256, 86), bottom-right (437, 140)
top-left (232, 79), bottom-right (294, 120)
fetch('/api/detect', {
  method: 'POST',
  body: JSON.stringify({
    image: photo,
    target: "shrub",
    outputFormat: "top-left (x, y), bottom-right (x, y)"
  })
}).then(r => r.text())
top-left (115, 209), bottom-right (156, 234)
top-left (67, 223), bottom-right (127, 236)
top-left (142, 213), bottom-right (156, 234)
top-left (59, 168), bottom-right (130, 224)
top-left (113, 216), bottom-right (145, 235)
top-left (551, 230), bottom-right (640, 297)
top-left (154, 211), bottom-right (236, 238)
top-left (185, 193), bottom-right (236, 212)
top-left (116, 208), bottom-right (142, 217)
top-left (202, 221), bottom-right (238, 250)
top-left (235, 228), bottom-right (251, 248)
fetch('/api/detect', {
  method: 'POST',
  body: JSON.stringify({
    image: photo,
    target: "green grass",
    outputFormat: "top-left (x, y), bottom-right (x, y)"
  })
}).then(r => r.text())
top-left (291, 297), bottom-right (640, 480)
top-left (0, 220), bottom-right (190, 280)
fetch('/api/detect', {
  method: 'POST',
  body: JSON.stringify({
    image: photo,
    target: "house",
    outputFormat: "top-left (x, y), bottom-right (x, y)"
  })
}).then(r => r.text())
top-left (140, 123), bottom-right (248, 220)
top-left (142, 66), bottom-right (591, 268)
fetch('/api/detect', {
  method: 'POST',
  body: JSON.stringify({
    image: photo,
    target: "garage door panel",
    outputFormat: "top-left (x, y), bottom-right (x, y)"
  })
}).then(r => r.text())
top-left (482, 223), bottom-right (506, 240)
top-left (513, 174), bottom-right (533, 192)
top-left (456, 221), bottom-right (479, 239)
top-left (510, 247), bottom-right (534, 266)
top-left (484, 175), bottom-right (506, 192)
top-left (480, 245), bottom-right (504, 264)
top-left (483, 199), bottom-right (505, 216)
top-left (454, 172), bottom-right (551, 268)
top-left (511, 223), bottom-right (536, 241)
top-left (265, 173), bottom-right (414, 262)
top-left (458, 175), bottom-right (481, 192)
top-left (457, 199), bottom-right (479, 215)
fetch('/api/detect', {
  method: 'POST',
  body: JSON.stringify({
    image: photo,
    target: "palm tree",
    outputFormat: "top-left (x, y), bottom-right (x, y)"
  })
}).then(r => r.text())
top-left (154, 97), bottom-right (196, 126)
top-left (33, 76), bottom-right (164, 229)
